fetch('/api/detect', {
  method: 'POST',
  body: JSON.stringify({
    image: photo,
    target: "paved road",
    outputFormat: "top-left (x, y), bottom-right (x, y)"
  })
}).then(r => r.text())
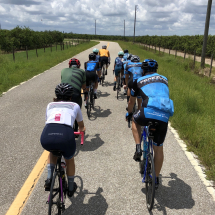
top-left (1, 41), bottom-right (215, 215)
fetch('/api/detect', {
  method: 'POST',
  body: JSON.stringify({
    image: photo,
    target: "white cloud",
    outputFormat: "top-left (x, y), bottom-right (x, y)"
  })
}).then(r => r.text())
top-left (0, 0), bottom-right (214, 36)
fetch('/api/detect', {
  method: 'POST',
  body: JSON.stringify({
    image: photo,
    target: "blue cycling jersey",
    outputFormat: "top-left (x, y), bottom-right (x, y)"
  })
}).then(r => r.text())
top-left (125, 62), bottom-right (143, 81)
top-left (123, 53), bottom-right (129, 61)
top-left (95, 55), bottom-right (100, 62)
top-left (131, 73), bottom-right (174, 122)
top-left (84, 60), bottom-right (99, 73)
top-left (114, 57), bottom-right (123, 71)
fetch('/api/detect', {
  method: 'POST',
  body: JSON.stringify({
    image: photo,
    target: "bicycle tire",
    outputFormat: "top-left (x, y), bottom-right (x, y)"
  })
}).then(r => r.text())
top-left (87, 92), bottom-right (90, 118)
top-left (48, 172), bottom-right (62, 215)
top-left (145, 153), bottom-right (156, 211)
top-left (90, 89), bottom-right (94, 110)
top-left (117, 77), bottom-right (120, 99)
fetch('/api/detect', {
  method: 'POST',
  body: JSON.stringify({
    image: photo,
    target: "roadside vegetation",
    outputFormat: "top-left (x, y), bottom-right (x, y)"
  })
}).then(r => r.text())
top-left (0, 41), bottom-right (98, 95)
top-left (118, 41), bottom-right (215, 181)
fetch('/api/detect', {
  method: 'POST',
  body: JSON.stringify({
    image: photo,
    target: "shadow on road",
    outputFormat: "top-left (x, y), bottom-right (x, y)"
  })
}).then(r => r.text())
top-left (88, 105), bottom-right (112, 121)
top-left (141, 173), bottom-right (195, 214)
top-left (74, 133), bottom-right (104, 156)
top-left (63, 176), bottom-right (108, 215)
top-left (97, 90), bottom-right (110, 98)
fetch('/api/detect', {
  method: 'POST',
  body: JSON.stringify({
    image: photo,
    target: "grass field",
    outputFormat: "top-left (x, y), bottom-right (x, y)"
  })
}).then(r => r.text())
top-left (118, 41), bottom-right (215, 181)
top-left (0, 41), bottom-right (99, 95)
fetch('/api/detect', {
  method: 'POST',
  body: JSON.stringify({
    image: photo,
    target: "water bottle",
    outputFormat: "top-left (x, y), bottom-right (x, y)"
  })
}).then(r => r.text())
top-left (143, 129), bottom-right (148, 160)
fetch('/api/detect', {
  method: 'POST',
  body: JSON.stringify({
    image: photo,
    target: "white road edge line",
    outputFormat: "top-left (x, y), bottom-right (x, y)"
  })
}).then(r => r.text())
top-left (168, 122), bottom-right (215, 201)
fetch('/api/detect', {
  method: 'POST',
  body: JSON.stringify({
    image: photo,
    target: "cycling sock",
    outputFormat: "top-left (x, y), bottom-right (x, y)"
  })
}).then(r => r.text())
top-left (67, 176), bottom-right (75, 191)
top-left (114, 81), bottom-right (116, 86)
top-left (136, 144), bottom-right (141, 153)
top-left (47, 164), bottom-right (55, 179)
top-left (127, 96), bottom-right (130, 103)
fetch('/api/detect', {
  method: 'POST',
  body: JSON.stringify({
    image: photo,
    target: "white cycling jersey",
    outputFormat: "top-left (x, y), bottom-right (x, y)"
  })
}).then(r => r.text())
top-left (46, 102), bottom-right (83, 127)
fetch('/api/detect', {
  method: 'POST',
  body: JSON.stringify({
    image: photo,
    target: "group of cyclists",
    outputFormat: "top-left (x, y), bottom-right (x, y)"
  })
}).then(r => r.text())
top-left (40, 44), bottom-right (174, 198)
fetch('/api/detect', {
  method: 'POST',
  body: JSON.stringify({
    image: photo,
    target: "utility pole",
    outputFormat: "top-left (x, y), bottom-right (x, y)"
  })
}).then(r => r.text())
top-left (201, 0), bottom-right (212, 68)
top-left (133, 5), bottom-right (138, 43)
top-left (124, 20), bottom-right (125, 40)
top-left (95, 20), bottom-right (96, 35)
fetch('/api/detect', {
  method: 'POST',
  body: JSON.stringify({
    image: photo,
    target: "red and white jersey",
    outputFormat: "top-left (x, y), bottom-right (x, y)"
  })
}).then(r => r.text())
top-left (45, 102), bottom-right (83, 127)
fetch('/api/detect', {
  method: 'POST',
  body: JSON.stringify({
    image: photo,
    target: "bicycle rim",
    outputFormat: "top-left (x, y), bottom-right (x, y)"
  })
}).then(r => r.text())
top-left (48, 172), bottom-right (62, 215)
top-left (145, 153), bottom-right (155, 211)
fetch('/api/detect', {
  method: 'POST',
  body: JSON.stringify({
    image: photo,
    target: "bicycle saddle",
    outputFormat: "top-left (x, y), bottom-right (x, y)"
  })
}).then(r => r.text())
top-left (50, 150), bottom-right (63, 157)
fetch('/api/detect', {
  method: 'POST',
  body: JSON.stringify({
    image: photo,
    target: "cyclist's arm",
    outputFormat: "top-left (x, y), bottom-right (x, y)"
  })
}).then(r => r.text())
top-left (82, 84), bottom-right (87, 92)
top-left (128, 80), bottom-right (138, 113)
top-left (77, 121), bottom-right (86, 132)
top-left (84, 62), bottom-right (87, 70)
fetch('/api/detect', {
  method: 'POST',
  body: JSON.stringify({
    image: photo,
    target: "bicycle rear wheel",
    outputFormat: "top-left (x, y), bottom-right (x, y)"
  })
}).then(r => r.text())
top-left (87, 92), bottom-right (91, 118)
top-left (117, 77), bottom-right (120, 99)
top-left (90, 88), bottom-right (95, 110)
top-left (48, 172), bottom-right (63, 215)
top-left (145, 153), bottom-right (155, 211)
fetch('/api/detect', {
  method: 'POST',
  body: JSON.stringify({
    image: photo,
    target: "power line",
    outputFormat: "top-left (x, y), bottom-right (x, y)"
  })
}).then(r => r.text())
top-left (133, 5), bottom-right (138, 43)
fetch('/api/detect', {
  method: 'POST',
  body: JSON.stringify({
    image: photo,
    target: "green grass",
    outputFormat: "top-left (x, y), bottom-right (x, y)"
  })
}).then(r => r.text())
top-left (118, 41), bottom-right (215, 181)
top-left (0, 41), bottom-right (99, 95)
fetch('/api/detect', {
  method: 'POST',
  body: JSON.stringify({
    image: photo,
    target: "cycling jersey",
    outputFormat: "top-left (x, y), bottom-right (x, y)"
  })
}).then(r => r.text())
top-left (123, 53), bottom-right (129, 61)
top-left (125, 62), bottom-right (143, 81)
top-left (98, 49), bottom-right (110, 57)
top-left (84, 60), bottom-right (100, 73)
top-left (46, 102), bottom-right (83, 127)
top-left (95, 55), bottom-right (100, 62)
top-left (131, 73), bottom-right (174, 123)
top-left (114, 57), bottom-right (123, 72)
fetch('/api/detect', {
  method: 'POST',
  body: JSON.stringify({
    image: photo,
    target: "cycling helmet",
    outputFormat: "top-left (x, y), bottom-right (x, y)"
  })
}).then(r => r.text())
top-left (93, 48), bottom-right (99, 54)
top-left (102, 45), bottom-right (107, 49)
top-left (124, 49), bottom-right (128, 53)
top-left (118, 51), bottom-right (124, 56)
top-left (55, 83), bottom-right (73, 99)
top-left (89, 53), bottom-right (96, 60)
top-left (69, 58), bottom-right (81, 68)
top-left (142, 59), bottom-right (158, 72)
top-left (130, 55), bottom-right (140, 62)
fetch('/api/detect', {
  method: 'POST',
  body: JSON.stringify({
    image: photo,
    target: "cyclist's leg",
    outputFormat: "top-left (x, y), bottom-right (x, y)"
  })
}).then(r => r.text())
top-left (153, 145), bottom-right (164, 178)
top-left (113, 70), bottom-right (119, 91)
top-left (137, 97), bottom-right (142, 110)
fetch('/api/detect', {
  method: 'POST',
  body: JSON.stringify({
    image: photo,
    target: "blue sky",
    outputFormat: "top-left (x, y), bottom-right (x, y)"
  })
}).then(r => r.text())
top-left (0, 0), bottom-right (215, 36)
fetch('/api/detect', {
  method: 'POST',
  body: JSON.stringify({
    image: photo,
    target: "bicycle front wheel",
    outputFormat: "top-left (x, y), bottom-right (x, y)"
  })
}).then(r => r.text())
top-left (87, 92), bottom-right (91, 118)
top-left (145, 153), bottom-right (156, 211)
top-left (48, 172), bottom-right (62, 215)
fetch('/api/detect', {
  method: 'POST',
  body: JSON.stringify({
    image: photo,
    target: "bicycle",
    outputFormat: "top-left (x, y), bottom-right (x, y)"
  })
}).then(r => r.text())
top-left (47, 131), bottom-right (84, 215)
top-left (128, 119), bottom-right (157, 211)
top-left (86, 81), bottom-right (95, 118)
top-left (116, 72), bottom-right (121, 100)
top-left (100, 61), bottom-right (106, 86)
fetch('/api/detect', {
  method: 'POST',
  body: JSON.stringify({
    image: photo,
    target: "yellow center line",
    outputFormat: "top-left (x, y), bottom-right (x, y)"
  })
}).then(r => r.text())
top-left (6, 150), bottom-right (49, 215)
top-left (107, 42), bottom-right (110, 49)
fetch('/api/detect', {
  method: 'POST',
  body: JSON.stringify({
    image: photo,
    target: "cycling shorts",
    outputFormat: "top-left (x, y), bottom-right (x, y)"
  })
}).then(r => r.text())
top-left (40, 123), bottom-right (76, 159)
top-left (71, 88), bottom-right (82, 108)
top-left (86, 71), bottom-right (98, 86)
top-left (114, 69), bottom-right (122, 77)
top-left (133, 108), bottom-right (168, 146)
top-left (128, 78), bottom-right (141, 98)
top-left (100, 57), bottom-right (108, 68)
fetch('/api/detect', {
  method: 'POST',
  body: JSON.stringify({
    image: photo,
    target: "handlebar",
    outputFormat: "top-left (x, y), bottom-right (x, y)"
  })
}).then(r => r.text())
top-left (74, 131), bottom-right (85, 145)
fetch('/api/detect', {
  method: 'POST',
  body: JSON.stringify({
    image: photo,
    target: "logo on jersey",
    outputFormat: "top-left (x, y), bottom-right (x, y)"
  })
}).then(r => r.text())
top-left (55, 114), bottom-right (61, 121)
top-left (139, 76), bottom-right (168, 86)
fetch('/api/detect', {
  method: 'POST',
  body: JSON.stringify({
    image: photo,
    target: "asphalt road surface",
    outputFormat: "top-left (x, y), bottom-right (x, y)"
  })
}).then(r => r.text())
top-left (1, 41), bottom-right (215, 215)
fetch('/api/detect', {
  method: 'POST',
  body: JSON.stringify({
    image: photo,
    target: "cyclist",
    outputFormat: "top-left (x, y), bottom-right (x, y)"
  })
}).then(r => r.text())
top-left (122, 53), bottom-right (133, 95)
top-left (61, 58), bottom-right (86, 134)
top-left (41, 83), bottom-right (86, 197)
top-left (98, 45), bottom-right (110, 76)
top-left (126, 59), bottom-right (174, 189)
top-left (123, 49), bottom-right (130, 61)
top-left (125, 55), bottom-right (143, 110)
top-left (113, 51), bottom-right (124, 91)
top-left (84, 53), bottom-right (100, 101)
top-left (93, 48), bottom-right (101, 82)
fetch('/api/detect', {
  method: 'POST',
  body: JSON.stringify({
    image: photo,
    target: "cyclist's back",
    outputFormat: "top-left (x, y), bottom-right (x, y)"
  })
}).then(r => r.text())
top-left (98, 48), bottom-right (110, 58)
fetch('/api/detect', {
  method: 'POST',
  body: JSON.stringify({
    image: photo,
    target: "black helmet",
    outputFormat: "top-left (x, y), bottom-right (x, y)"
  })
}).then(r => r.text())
top-left (124, 49), bottom-right (128, 53)
top-left (89, 53), bottom-right (96, 60)
top-left (102, 45), bottom-right (107, 49)
top-left (55, 83), bottom-right (73, 99)
top-left (131, 55), bottom-right (140, 62)
top-left (142, 59), bottom-right (158, 72)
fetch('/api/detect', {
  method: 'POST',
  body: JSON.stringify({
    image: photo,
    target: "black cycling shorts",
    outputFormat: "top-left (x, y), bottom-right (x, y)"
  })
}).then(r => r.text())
top-left (71, 88), bottom-right (82, 108)
top-left (128, 78), bottom-right (141, 98)
top-left (40, 123), bottom-right (76, 159)
top-left (86, 71), bottom-right (98, 86)
top-left (100, 57), bottom-right (108, 67)
top-left (133, 107), bottom-right (168, 146)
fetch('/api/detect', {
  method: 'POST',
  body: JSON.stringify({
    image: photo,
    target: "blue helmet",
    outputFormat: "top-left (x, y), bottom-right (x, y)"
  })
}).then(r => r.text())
top-left (142, 59), bottom-right (158, 72)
